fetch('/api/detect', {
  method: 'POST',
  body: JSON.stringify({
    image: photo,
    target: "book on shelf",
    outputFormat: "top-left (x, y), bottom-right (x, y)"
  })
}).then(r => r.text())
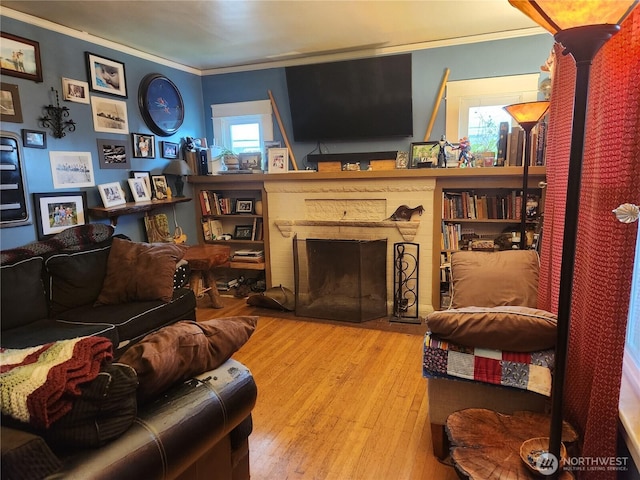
top-left (496, 121), bottom-right (509, 166)
top-left (231, 249), bottom-right (264, 263)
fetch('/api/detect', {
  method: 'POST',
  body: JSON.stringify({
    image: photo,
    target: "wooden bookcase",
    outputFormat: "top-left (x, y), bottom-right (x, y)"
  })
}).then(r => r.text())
top-left (189, 175), bottom-right (270, 287)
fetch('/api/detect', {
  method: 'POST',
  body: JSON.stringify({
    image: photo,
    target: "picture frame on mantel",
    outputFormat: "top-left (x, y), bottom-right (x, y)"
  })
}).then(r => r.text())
top-left (267, 147), bottom-right (289, 174)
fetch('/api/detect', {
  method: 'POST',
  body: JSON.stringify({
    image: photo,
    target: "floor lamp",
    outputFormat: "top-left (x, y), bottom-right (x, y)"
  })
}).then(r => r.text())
top-left (503, 101), bottom-right (550, 250)
top-left (508, 1), bottom-right (638, 476)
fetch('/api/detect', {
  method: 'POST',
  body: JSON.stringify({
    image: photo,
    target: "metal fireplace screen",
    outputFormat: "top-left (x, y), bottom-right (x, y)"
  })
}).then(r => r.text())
top-left (293, 238), bottom-right (387, 322)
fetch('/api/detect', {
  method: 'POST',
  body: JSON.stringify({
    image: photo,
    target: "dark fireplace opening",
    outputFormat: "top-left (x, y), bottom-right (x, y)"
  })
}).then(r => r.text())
top-left (293, 238), bottom-right (387, 322)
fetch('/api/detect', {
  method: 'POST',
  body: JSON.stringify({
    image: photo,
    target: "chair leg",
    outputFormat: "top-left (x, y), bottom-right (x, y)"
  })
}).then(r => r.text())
top-left (431, 423), bottom-right (450, 460)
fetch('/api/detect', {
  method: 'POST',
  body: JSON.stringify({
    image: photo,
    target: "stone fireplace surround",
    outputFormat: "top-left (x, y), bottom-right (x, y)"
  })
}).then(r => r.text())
top-left (265, 176), bottom-right (436, 314)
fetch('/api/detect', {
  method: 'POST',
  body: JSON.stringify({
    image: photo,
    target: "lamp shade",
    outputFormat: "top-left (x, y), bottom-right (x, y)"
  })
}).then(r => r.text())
top-left (508, 0), bottom-right (638, 34)
top-left (504, 101), bottom-right (550, 130)
top-left (163, 160), bottom-right (192, 176)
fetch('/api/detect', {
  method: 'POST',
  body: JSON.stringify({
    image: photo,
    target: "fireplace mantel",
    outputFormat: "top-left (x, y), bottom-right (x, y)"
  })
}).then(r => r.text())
top-left (274, 219), bottom-right (421, 241)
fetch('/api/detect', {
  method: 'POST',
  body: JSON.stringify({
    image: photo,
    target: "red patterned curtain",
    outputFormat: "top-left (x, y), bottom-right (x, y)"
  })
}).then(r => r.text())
top-left (537, 8), bottom-right (639, 479)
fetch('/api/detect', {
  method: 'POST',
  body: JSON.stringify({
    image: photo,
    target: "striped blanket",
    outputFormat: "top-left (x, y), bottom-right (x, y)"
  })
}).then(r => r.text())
top-left (0, 336), bottom-right (113, 428)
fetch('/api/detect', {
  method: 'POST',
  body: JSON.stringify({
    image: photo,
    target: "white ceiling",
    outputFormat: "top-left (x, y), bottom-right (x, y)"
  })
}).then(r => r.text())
top-left (1, 1), bottom-right (543, 74)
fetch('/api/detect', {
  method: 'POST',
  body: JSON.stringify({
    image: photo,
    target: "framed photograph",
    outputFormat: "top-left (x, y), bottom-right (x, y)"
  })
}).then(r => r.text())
top-left (239, 152), bottom-right (262, 171)
top-left (33, 192), bottom-right (87, 240)
top-left (49, 151), bottom-right (95, 189)
top-left (22, 129), bottom-right (46, 149)
top-left (91, 96), bottom-right (129, 134)
top-left (97, 182), bottom-right (126, 208)
top-left (85, 52), bottom-right (127, 97)
top-left (97, 138), bottom-right (129, 169)
top-left (61, 77), bottom-right (90, 104)
top-left (409, 141), bottom-right (438, 168)
top-left (234, 225), bottom-right (254, 240)
top-left (161, 141), bottom-right (179, 159)
top-left (127, 177), bottom-right (151, 203)
top-left (0, 33), bottom-right (43, 83)
top-left (132, 133), bottom-right (155, 158)
top-left (151, 175), bottom-right (168, 200)
top-left (395, 151), bottom-right (409, 169)
top-left (138, 73), bottom-right (184, 136)
top-left (235, 198), bottom-right (254, 214)
top-left (267, 147), bottom-right (289, 174)
top-left (130, 171), bottom-right (151, 196)
top-left (0, 83), bottom-right (23, 123)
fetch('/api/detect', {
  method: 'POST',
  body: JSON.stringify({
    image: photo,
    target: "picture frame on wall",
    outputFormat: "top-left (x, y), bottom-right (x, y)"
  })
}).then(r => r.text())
top-left (33, 191), bottom-right (87, 240)
top-left (161, 141), bottom-right (179, 159)
top-left (97, 138), bottom-right (130, 169)
top-left (0, 32), bottom-right (43, 83)
top-left (127, 177), bottom-right (151, 202)
top-left (131, 133), bottom-right (155, 158)
top-left (49, 151), bottom-right (95, 189)
top-left (91, 96), bottom-right (129, 134)
top-left (85, 52), bottom-right (127, 97)
top-left (97, 182), bottom-right (126, 208)
top-left (0, 82), bottom-right (23, 123)
top-left (61, 77), bottom-right (90, 104)
top-left (267, 147), bottom-right (289, 174)
top-left (22, 129), bottom-right (46, 149)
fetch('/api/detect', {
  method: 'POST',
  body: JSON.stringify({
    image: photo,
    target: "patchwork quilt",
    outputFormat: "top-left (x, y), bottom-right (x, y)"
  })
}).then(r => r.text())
top-left (422, 332), bottom-right (554, 396)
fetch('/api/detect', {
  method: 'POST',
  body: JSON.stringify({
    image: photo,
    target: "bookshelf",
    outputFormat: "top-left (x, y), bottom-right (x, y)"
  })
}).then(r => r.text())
top-left (190, 178), bottom-right (269, 285)
top-left (434, 173), bottom-right (545, 310)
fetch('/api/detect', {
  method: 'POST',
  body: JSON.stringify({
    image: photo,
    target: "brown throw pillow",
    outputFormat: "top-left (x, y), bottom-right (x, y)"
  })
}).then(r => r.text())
top-left (118, 316), bottom-right (257, 403)
top-left (426, 306), bottom-right (557, 352)
top-left (95, 237), bottom-right (187, 305)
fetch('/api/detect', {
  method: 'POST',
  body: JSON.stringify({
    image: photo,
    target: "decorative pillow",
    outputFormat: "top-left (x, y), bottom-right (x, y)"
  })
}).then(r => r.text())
top-left (95, 237), bottom-right (187, 305)
top-left (118, 316), bottom-right (257, 403)
top-left (426, 305), bottom-right (557, 352)
top-left (450, 250), bottom-right (539, 309)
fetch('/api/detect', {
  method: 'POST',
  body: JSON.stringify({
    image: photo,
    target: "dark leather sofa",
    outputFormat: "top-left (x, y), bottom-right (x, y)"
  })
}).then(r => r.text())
top-left (0, 227), bottom-right (257, 480)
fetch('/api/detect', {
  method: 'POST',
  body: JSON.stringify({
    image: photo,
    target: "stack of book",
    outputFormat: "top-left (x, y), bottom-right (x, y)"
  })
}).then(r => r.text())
top-left (230, 249), bottom-right (265, 268)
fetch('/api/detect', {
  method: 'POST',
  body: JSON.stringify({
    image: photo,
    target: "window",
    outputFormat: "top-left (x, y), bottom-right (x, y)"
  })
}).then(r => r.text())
top-left (445, 74), bottom-right (540, 154)
top-left (211, 100), bottom-right (274, 154)
top-left (624, 226), bottom-right (640, 392)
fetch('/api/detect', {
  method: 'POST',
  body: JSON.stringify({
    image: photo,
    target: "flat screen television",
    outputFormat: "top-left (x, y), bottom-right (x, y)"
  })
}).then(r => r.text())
top-left (285, 54), bottom-right (413, 142)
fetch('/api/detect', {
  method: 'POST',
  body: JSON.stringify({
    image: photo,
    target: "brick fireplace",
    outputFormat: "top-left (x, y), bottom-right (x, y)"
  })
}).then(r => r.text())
top-left (264, 176), bottom-right (437, 314)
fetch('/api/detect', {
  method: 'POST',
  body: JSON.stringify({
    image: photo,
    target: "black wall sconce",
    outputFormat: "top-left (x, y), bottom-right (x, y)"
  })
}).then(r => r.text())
top-left (40, 87), bottom-right (76, 138)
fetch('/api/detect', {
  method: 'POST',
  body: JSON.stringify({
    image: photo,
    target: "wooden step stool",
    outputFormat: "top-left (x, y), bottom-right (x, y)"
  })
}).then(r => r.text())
top-left (183, 244), bottom-right (231, 308)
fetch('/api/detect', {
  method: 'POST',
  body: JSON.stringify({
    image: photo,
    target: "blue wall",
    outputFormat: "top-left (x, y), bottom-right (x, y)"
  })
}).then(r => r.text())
top-left (1, 16), bottom-right (206, 249)
top-left (202, 35), bottom-right (555, 170)
top-left (1, 13), bottom-right (554, 250)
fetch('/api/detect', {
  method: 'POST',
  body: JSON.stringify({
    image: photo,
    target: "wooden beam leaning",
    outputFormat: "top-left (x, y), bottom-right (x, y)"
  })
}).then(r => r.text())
top-left (424, 67), bottom-right (450, 142)
top-left (268, 90), bottom-right (298, 170)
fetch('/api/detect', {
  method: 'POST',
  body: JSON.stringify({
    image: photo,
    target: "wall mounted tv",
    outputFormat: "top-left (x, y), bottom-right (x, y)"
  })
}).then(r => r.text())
top-left (285, 53), bottom-right (413, 142)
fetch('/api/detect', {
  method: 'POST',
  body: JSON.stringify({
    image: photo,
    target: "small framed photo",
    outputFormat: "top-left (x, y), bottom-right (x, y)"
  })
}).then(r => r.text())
top-left (127, 177), bottom-right (151, 202)
top-left (151, 175), bottom-right (168, 200)
top-left (409, 141), bottom-right (438, 169)
top-left (235, 198), bottom-right (254, 214)
top-left (91, 96), bottom-right (129, 134)
top-left (268, 147), bottom-right (289, 174)
top-left (61, 77), bottom-right (89, 104)
top-left (395, 151), bottom-right (409, 169)
top-left (130, 171), bottom-right (151, 196)
top-left (49, 151), bottom-right (95, 189)
top-left (97, 182), bottom-right (126, 208)
top-left (0, 33), bottom-right (43, 83)
top-left (33, 192), bottom-right (87, 240)
top-left (239, 152), bottom-right (262, 171)
top-left (22, 129), bottom-right (46, 149)
top-left (97, 138), bottom-right (130, 169)
top-left (132, 133), bottom-right (155, 158)
top-left (162, 141), bottom-right (179, 159)
top-left (85, 52), bottom-right (127, 97)
top-left (234, 225), bottom-right (254, 240)
top-left (0, 82), bottom-right (23, 123)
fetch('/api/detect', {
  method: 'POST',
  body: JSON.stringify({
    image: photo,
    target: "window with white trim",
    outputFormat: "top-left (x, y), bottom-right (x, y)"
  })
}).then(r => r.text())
top-left (211, 100), bottom-right (274, 154)
top-left (445, 74), bottom-right (540, 156)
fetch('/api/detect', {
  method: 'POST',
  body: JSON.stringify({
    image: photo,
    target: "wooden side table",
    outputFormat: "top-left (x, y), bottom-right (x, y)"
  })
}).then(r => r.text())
top-left (446, 409), bottom-right (578, 479)
top-left (183, 244), bottom-right (231, 308)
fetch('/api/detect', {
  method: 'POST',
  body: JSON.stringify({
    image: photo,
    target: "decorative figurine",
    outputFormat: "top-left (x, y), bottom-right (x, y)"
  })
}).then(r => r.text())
top-left (431, 134), bottom-right (454, 168)
top-left (455, 137), bottom-right (473, 168)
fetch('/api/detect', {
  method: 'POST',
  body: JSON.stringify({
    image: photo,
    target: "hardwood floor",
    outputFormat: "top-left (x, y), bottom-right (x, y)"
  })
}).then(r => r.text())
top-left (198, 295), bottom-right (458, 480)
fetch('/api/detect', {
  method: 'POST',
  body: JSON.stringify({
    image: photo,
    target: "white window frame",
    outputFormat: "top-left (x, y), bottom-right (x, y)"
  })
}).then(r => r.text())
top-left (211, 100), bottom-right (274, 152)
top-left (445, 74), bottom-right (540, 141)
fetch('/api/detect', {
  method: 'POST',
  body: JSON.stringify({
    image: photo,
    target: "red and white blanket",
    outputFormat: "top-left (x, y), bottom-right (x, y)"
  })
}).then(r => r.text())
top-left (0, 336), bottom-right (113, 428)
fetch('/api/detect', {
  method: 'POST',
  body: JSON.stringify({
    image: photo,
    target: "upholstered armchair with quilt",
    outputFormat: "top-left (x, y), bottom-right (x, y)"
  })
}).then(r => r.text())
top-left (423, 250), bottom-right (557, 459)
